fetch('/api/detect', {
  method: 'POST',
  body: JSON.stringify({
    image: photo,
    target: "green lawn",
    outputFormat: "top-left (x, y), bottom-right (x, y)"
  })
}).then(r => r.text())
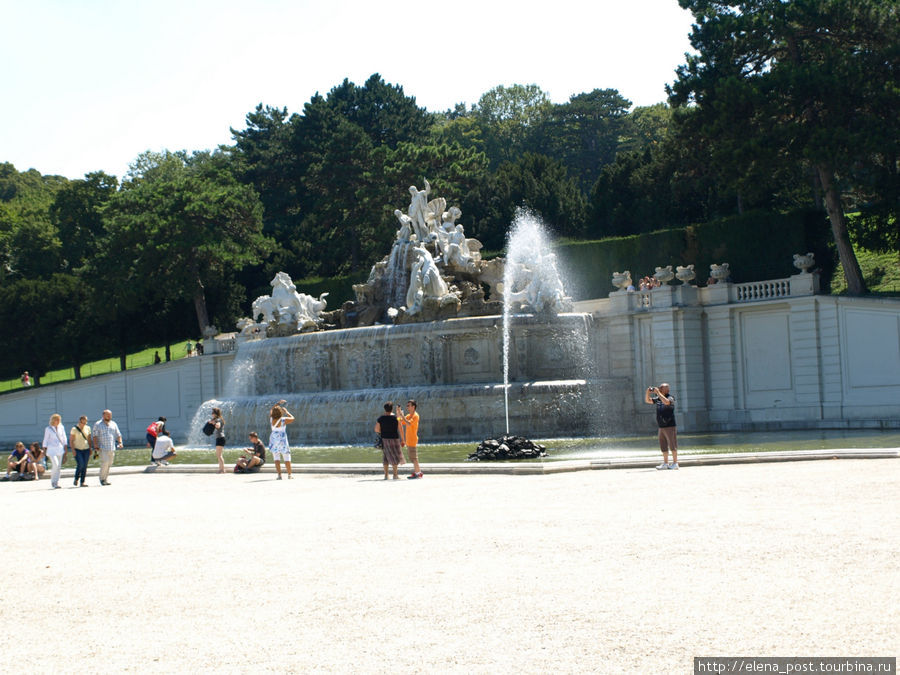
top-left (0, 341), bottom-right (199, 393)
top-left (831, 249), bottom-right (900, 295)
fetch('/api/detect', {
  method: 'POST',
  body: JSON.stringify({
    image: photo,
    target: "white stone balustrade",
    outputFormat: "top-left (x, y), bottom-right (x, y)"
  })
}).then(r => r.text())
top-left (732, 279), bottom-right (791, 302)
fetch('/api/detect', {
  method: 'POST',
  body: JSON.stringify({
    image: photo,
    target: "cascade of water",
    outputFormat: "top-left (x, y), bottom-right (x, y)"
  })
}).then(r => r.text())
top-left (384, 241), bottom-right (412, 310)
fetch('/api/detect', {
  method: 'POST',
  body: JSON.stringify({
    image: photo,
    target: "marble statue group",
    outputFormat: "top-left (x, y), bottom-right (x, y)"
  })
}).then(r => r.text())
top-left (237, 176), bottom-right (573, 336)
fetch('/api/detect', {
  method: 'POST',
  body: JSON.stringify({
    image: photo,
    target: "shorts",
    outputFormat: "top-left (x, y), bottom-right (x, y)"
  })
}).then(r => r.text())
top-left (215, 437), bottom-right (226, 447)
top-left (146, 433), bottom-right (156, 446)
top-left (272, 450), bottom-right (291, 461)
top-left (658, 426), bottom-right (677, 453)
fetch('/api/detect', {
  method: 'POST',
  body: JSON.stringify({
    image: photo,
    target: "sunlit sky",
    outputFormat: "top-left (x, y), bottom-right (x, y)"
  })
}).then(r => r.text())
top-left (1, 0), bottom-right (696, 180)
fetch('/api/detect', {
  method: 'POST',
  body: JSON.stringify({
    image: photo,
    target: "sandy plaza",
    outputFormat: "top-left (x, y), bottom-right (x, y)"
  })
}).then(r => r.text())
top-left (3, 457), bottom-right (897, 673)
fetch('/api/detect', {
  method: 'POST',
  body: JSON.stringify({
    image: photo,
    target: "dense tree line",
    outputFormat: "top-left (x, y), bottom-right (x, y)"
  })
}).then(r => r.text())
top-left (1, 0), bottom-right (896, 382)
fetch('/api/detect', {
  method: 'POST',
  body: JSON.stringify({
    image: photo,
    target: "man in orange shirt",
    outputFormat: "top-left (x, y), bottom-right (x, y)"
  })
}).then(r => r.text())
top-left (397, 400), bottom-right (423, 479)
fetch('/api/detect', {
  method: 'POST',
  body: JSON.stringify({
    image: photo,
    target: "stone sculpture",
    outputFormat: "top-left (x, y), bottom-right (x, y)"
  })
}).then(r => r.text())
top-left (653, 265), bottom-right (675, 285)
top-left (393, 209), bottom-right (413, 241)
top-left (251, 272), bottom-right (328, 334)
top-left (710, 262), bottom-right (731, 282)
top-left (425, 197), bottom-right (447, 239)
top-left (407, 181), bottom-right (432, 242)
top-left (507, 252), bottom-right (571, 313)
top-left (793, 252), bottom-right (815, 274)
top-left (675, 264), bottom-right (696, 284)
top-left (612, 270), bottom-right (632, 292)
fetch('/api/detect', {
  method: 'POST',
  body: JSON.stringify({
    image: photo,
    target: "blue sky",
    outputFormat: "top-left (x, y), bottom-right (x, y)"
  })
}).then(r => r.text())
top-left (1, 0), bottom-right (695, 180)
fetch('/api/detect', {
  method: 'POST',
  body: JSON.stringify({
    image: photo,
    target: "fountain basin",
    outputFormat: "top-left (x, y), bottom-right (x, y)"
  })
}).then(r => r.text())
top-left (192, 313), bottom-right (607, 445)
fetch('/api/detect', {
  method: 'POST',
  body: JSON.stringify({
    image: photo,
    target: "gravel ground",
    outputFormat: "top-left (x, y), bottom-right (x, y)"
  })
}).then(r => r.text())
top-left (4, 459), bottom-right (898, 673)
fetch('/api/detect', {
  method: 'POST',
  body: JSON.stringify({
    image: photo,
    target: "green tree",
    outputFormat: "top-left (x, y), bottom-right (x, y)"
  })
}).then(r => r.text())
top-left (480, 153), bottom-right (587, 249)
top-left (0, 163), bottom-right (69, 280)
top-left (539, 89), bottom-right (632, 192)
top-left (669, 0), bottom-right (900, 295)
top-left (473, 84), bottom-right (552, 167)
top-left (619, 103), bottom-right (673, 153)
top-left (50, 171), bottom-right (118, 271)
top-left (311, 74), bottom-right (433, 149)
top-left (299, 118), bottom-right (380, 275)
top-left (99, 150), bottom-right (270, 334)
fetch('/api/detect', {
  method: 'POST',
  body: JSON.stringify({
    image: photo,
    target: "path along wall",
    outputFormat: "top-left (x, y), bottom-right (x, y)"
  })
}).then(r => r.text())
top-left (1, 273), bottom-right (898, 446)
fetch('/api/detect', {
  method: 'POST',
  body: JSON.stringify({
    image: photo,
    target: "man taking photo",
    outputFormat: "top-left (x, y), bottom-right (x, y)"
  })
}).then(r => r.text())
top-left (645, 383), bottom-right (678, 470)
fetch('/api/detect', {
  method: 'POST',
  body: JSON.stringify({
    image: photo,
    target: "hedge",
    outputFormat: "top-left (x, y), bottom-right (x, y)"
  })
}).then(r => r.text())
top-left (555, 210), bottom-right (834, 300)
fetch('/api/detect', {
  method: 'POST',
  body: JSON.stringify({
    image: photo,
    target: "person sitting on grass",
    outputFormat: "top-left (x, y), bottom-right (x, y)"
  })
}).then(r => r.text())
top-left (151, 430), bottom-right (177, 466)
top-left (5, 442), bottom-right (29, 479)
top-left (234, 432), bottom-right (266, 473)
top-left (27, 442), bottom-right (46, 480)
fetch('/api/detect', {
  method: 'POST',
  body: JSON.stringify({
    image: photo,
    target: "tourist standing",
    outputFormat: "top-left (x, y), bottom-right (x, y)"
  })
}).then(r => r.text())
top-left (375, 402), bottom-right (403, 480)
top-left (92, 409), bottom-right (123, 486)
top-left (209, 408), bottom-right (226, 473)
top-left (69, 415), bottom-right (92, 487)
top-left (269, 400), bottom-right (294, 480)
top-left (644, 383), bottom-right (678, 470)
top-left (42, 413), bottom-right (68, 489)
top-left (21, 371), bottom-right (32, 387)
top-left (398, 400), bottom-right (423, 479)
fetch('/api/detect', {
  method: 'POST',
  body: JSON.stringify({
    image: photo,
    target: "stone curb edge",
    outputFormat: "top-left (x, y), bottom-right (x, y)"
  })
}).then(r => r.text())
top-left (32, 448), bottom-right (900, 479)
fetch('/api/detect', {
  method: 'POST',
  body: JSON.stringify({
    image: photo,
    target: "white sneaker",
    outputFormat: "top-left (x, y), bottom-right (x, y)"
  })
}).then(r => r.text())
top-left (656, 462), bottom-right (668, 470)
top-left (669, 462), bottom-right (679, 470)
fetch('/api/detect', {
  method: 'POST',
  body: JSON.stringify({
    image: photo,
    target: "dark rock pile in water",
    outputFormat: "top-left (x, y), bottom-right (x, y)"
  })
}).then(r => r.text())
top-left (467, 435), bottom-right (548, 461)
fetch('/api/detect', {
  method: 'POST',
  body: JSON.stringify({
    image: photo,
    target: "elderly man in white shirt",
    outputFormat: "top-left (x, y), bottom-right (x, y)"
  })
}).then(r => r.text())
top-left (42, 413), bottom-right (68, 489)
top-left (92, 409), bottom-right (123, 486)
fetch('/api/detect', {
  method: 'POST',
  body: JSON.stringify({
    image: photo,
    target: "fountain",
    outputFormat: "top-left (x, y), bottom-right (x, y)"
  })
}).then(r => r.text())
top-left (191, 180), bottom-right (603, 447)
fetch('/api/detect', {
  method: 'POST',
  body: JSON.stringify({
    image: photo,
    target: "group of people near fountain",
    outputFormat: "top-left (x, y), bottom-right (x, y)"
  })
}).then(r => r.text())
top-left (3, 410), bottom-right (123, 487)
top-left (206, 400), bottom-right (297, 479)
top-left (374, 399), bottom-right (422, 480)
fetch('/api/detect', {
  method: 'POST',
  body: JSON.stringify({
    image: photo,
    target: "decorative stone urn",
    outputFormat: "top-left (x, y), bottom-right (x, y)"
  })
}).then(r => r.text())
top-left (653, 265), bottom-right (675, 285)
top-left (710, 262), bottom-right (730, 282)
top-left (675, 264), bottom-right (696, 284)
top-left (611, 270), bottom-right (632, 292)
top-left (793, 252), bottom-right (815, 274)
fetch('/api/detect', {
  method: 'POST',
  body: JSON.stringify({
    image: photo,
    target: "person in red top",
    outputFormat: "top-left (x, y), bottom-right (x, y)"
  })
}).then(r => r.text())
top-left (146, 417), bottom-right (167, 462)
top-left (397, 400), bottom-right (423, 479)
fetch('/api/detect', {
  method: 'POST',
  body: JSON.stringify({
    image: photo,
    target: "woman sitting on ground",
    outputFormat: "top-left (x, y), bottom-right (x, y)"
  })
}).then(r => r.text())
top-left (26, 442), bottom-right (46, 480)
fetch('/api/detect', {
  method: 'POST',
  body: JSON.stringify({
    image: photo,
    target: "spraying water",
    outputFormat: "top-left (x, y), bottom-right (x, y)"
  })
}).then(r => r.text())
top-left (502, 209), bottom-right (569, 434)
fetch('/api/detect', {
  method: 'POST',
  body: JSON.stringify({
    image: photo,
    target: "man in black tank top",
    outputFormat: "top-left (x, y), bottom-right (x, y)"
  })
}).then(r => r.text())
top-left (644, 382), bottom-right (678, 470)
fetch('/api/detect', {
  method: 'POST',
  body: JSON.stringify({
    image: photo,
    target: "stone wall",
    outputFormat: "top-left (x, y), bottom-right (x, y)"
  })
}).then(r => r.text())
top-left (0, 356), bottom-right (233, 447)
top-left (595, 279), bottom-right (900, 432)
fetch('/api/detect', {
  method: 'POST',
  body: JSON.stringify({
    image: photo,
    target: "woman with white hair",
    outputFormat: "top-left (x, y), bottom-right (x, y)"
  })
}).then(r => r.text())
top-left (42, 413), bottom-right (68, 489)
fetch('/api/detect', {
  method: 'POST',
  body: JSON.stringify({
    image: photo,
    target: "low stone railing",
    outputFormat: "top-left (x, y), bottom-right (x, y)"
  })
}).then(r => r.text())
top-left (732, 279), bottom-right (791, 302)
top-left (605, 272), bottom-right (819, 314)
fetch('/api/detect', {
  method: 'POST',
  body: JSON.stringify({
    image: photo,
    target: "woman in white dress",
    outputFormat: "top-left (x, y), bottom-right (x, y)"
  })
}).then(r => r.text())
top-left (269, 400), bottom-right (295, 480)
top-left (42, 413), bottom-right (68, 489)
